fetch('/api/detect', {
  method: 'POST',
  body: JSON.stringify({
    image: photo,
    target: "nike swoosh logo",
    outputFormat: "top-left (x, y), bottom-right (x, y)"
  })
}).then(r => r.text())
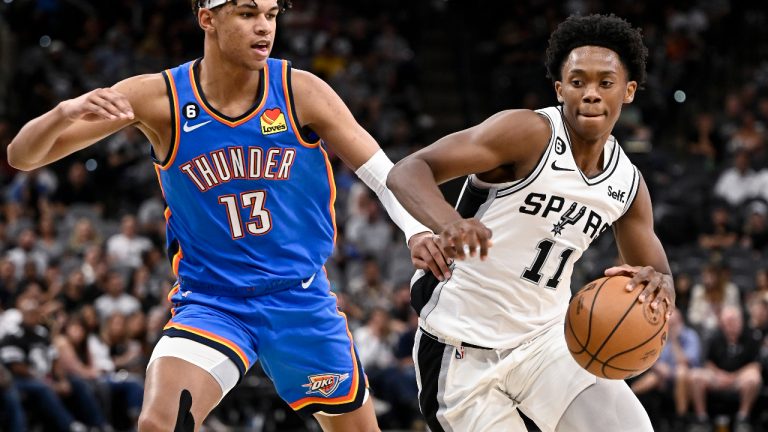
top-left (551, 160), bottom-right (575, 172)
top-left (183, 120), bottom-right (211, 133)
top-left (301, 274), bottom-right (316, 289)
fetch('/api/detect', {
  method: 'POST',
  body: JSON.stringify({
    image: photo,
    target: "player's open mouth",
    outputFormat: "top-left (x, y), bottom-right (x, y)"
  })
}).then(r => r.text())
top-left (251, 42), bottom-right (270, 55)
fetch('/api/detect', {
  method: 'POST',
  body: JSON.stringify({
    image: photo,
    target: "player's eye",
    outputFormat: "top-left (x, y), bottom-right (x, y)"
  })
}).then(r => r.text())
top-left (571, 80), bottom-right (582, 87)
top-left (266, 13), bottom-right (277, 19)
top-left (601, 80), bottom-right (614, 87)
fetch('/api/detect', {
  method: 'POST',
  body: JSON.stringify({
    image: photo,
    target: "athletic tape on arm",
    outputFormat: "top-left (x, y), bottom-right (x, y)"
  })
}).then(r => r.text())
top-left (355, 150), bottom-right (432, 243)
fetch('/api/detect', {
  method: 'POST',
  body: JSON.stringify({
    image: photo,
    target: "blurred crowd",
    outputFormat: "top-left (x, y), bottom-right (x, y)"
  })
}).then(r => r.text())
top-left (0, 0), bottom-right (766, 431)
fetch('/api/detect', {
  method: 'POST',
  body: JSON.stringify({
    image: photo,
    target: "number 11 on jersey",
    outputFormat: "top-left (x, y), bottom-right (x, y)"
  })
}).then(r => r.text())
top-left (522, 239), bottom-right (574, 289)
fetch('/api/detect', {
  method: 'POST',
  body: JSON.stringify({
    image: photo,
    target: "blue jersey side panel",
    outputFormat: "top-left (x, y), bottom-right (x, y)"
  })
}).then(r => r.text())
top-left (156, 58), bottom-right (335, 292)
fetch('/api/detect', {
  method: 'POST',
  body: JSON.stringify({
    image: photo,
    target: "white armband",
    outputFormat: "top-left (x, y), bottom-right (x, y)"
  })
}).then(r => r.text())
top-left (355, 150), bottom-right (432, 244)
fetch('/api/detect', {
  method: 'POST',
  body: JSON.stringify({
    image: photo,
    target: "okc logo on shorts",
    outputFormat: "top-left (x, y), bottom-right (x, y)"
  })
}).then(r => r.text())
top-left (260, 108), bottom-right (288, 135)
top-left (302, 373), bottom-right (350, 397)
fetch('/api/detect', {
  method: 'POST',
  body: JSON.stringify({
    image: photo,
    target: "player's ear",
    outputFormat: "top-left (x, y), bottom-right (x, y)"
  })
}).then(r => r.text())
top-left (623, 81), bottom-right (637, 103)
top-left (554, 81), bottom-right (564, 103)
top-left (198, 8), bottom-right (216, 33)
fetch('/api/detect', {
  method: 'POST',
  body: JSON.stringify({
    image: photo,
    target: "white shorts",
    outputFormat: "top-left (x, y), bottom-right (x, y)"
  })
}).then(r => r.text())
top-left (414, 323), bottom-right (596, 432)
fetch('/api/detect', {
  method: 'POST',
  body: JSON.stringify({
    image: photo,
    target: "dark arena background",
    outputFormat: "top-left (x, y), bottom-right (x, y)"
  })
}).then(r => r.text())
top-left (1, 1), bottom-right (767, 431)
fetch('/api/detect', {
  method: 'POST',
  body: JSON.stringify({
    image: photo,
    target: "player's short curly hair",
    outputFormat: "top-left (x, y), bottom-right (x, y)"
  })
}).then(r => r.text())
top-left (545, 14), bottom-right (648, 86)
top-left (190, 0), bottom-right (292, 15)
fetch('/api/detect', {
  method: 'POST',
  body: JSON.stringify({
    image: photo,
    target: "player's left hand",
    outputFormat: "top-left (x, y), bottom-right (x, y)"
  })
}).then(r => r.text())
top-left (604, 264), bottom-right (675, 319)
top-left (409, 232), bottom-right (452, 281)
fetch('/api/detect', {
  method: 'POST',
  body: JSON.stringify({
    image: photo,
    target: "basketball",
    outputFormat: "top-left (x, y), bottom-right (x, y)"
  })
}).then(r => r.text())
top-left (564, 275), bottom-right (669, 380)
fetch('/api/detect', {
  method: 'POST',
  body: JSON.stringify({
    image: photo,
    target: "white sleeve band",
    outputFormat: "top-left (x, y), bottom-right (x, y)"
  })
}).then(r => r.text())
top-left (354, 149), bottom-right (432, 243)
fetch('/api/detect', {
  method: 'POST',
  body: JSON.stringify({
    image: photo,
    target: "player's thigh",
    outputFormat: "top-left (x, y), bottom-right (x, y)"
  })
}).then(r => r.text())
top-left (140, 336), bottom-right (240, 431)
top-left (511, 324), bottom-right (594, 432)
top-left (556, 378), bottom-right (652, 432)
top-left (140, 357), bottom-right (221, 431)
top-left (313, 397), bottom-right (379, 432)
top-left (413, 329), bottom-right (527, 432)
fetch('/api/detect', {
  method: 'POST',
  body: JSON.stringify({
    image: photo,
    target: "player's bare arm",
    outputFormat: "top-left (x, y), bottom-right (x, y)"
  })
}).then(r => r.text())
top-left (388, 109), bottom-right (550, 260)
top-left (290, 68), bottom-right (451, 279)
top-left (7, 74), bottom-right (170, 170)
top-left (606, 175), bottom-right (675, 317)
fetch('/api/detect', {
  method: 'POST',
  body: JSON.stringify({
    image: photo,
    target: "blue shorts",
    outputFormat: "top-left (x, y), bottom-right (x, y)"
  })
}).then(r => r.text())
top-left (162, 272), bottom-right (367, 416)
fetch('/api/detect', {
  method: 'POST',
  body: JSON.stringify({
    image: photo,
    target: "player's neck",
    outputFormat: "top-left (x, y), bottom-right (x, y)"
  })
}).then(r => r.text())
top-left (198, 53), bottom-right (262, 106)
top-left (569, 132), bottom-right (611, 176)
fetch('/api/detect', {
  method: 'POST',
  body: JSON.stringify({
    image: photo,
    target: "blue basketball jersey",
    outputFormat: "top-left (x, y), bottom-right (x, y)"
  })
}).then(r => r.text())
top-left (155, 58), bottom-right (336, 295)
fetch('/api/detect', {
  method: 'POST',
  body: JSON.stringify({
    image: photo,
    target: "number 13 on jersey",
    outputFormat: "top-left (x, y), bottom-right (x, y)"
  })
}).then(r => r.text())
top-left (218, 190), bottom-right (272, 238)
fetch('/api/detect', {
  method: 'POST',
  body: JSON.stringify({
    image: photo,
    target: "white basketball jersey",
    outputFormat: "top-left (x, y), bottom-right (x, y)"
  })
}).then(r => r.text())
top-left (414, 106), bottom-right (641, 349)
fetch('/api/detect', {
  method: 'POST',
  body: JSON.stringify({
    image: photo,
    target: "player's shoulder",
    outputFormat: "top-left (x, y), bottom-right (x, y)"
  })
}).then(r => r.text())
top-left (112, 73), bottom-right (167, 100)
top-left (289, 67), bottom-right (334, 98)
top-left (478, 109), bottom-right (551, 146)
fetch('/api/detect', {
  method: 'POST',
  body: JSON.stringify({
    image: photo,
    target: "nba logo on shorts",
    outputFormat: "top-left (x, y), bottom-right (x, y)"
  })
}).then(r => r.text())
top-left (302, 373), bottom-right (350, 396)
top-left (455, 347), bottom-right (465, 360)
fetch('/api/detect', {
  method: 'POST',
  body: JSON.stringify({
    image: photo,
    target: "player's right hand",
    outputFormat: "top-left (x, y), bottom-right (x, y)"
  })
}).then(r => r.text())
top-left (437, 218), bottom-right (493, 260)
top-left (59, 88), bottom-right (135, 122)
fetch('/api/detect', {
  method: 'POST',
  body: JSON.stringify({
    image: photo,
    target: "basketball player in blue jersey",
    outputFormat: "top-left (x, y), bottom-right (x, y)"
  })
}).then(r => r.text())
top-left (7, 1), bottom-right (452, 431)
top-left (388, 14), bottom-right (676, 432)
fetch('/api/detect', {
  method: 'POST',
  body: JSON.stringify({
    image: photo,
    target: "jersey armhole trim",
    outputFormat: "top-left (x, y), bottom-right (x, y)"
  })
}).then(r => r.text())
top-left (282, 61), bottom-right (322, 148)
top-left (621, 166), bottom-right (641, 217)
top-left (155, 69), bottom-right (180, 170)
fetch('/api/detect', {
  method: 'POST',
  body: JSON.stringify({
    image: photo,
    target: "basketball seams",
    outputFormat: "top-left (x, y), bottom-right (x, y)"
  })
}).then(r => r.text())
top-left (599, 314), bottom-right (668, 376)
top-left (583, 276), bottom-right (644, 370)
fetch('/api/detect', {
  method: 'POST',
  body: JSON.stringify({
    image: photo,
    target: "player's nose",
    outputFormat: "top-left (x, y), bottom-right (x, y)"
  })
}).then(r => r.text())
top-left (581, 84), bottom-right (601, 103)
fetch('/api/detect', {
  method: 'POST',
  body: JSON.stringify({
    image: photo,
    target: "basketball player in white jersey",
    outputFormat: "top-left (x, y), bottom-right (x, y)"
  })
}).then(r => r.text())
top-left (387, 14), bottom-right (675, 432)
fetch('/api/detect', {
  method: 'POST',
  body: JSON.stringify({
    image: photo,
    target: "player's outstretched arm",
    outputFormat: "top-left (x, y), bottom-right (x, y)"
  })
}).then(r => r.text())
top-left (387, 109), bottom-right (550, 260)
top-left (7, 74), bottom-right (162, 171)
top-left (290, 68), bottom-right (452, 277)
top-left (606, 175), bottom-right (675, 317)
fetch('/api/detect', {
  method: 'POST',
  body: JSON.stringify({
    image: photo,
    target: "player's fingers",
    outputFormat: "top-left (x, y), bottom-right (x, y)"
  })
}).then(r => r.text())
top-left (464, 230), bottom-right (480, 258)
top-left (413, 255), bottom-right (443, 282)
top-left (605, 264), bottom-right (637, 279)
top-left (449, 232), bottom-right (467, 260)
top-left (86, 102), bottom-right (118, 120)
top-left (95, 89), bottom-right (134, 118)
top-left (91, 95), bottom-right (125, 119)
top-left (438, 236), bottom-right (458, 259)
top-left (105, 89), bottom-right (135, 119)
top-left (426, 240), bottom-right (452, 280)
top-left (479, 236), bottom-right (491, 260)
top-left (638, 277), bottom-right (660, 304)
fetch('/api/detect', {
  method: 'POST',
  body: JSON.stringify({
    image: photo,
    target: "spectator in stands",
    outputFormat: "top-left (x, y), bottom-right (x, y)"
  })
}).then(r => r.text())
top-left (36, 215), bottom-right (64, 263)
top-left (698, 203), bottom-right (741, 251)
top-left (54, 314), bottom-right (143, 426)
top-left (105, 215), bottom-right (152, 270)
top-left (93, 271), bottom-right (140, 321)
top-left (0, 259), bottom-right (17, 310)
top-left (713, 149), bottom-right (759, 208)
top-left (630, 309), bottom-right (701, 429)
top-left (66, 217), bottom-right (102, 258)
top-left (740, 200), bottom-right (768, 252)
top-left (0, 295), bottom-right (106, 431)
top-left (688, 263), bottom-right (741, 337)
top-left (689, 306), bottom-right (763, 432)
top-left (0, 362), bottom-right (25, 432)
top-left (101, 313), bottom-right (144, 376)
top-left (5, 228), bottom-right (47, 280)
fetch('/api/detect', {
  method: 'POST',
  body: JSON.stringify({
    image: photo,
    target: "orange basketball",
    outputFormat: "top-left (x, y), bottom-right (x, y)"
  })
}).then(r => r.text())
top-left (564, 275), bottom-right (669, 379)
